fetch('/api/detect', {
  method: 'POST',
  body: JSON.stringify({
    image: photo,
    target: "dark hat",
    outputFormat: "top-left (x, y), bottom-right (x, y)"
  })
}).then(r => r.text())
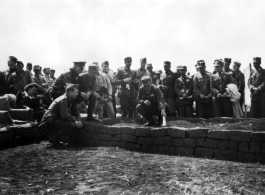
top-left (16, 61), bottom-right (24, 66)
top-left (176, 66), bottom-right (181, 70)
top-left (164, 61), bottom-right (171, 66)
top-left (33, 65), bottom-right (41, 70)
top-left (141, 75), bottom-right (151, 81)
top-left (154, 69), bottom-right (162, 74)
top-left (88, 64), bottom-right (99, 73)
top-left (233, 61), bottom-right (241, 67)
top-left (224, 58), bottom-right (231, 63)
top-left (253, 57), bottom-right (261, 63)
top-left (214, 59), bottom-right (223, 67)
top-left (140, 57), bottom-right (147, 62)
top-left (197, 60), bottom-right (205, 67)
top-left (43, 67), bottom-right (50, 71)
top-left (183, 66), bottom-right (187, 70)
top-left (177, 66), bottom-right (186, 70)
top-left (73, 61), bottom-right (86, 67)
top-left (9, 56), bottom-right (18, 62)
top-left (124, 57), bottom-right (132, 62)
top-left (50, 69), bottom-right (55, 72)
top-left (146, 63), bottom-right (152, 68)
top-left (102, 61), bottom-right (109, 65)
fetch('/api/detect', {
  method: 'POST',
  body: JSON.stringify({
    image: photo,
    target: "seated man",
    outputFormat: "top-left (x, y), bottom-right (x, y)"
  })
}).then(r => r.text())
top-left (136, 76), bottom-right (166, 126)
top-left (40, 84), bottom-right (82, 147)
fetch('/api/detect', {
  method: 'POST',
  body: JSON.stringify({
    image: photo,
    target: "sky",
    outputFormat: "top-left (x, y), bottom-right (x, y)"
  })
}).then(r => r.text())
top-left (0, 0), bottom-right (265, 76)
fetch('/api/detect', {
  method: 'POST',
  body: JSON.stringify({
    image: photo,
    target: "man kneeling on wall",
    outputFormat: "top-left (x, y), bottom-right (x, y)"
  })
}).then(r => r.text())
top-left (40, 84), bottom-right (83, 147)
top-left (136, 76), bottom-right (166, 126)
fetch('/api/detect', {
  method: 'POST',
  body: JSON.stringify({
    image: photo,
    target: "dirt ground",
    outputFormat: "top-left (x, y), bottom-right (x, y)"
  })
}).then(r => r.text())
top-left (0, 142), bottom-right (265, 195)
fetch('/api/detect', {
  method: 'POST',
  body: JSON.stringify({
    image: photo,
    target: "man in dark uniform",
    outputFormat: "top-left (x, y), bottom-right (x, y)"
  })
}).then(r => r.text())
top-left (3, 56), bottom-right (18, 94)
top-left (210, 59), bottom-right (234, 117)
top-left (223, 58), bottom-right (236, 79)
top-left (135, 58), bottom-right (152, 89)
top-left (50, 69), bottom-right (56, 81)
top-left (160, 61), bottom-right (178, 117)
top-left (136, 76), bottom-right (166, 126)
top-left (115, 57), bottom-right (138, 118)
top-left (175, 66), bottom-right (193, 117)
top-left (50, 61), bottom-right (85, 99)
top-left (40, 84), bottom-right (82, 147)
top-left (26, 63), bottom-right (33, 76)
top-left (233, 61), bottom-right (245, 107)
top-left (248, 57), bottom-right (265, 118)
top-left (193, 60), bottom-right (213, 119)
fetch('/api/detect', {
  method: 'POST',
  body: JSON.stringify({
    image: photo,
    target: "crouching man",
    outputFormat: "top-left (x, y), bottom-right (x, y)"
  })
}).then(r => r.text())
top-left (136, 76), bottom-right (166, 126)
top-left (40, 84), bottom-right (82, 147)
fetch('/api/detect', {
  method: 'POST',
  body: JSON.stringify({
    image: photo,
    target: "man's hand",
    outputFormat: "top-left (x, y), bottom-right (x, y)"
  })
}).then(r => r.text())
top-left (161, 109), bottom-right (166, 117)
top-left (200, 94), bottom-right (205, 99)
top-left (182, 93), bottom-right (187, 98)
top-left (124, 78), bottom-right (132, 83)
top-left (217, 93), bottom-right (222, 98)
top-left (75, 121), bottom-right (83, 129)
top-left (144, 100), bottom-right (151, 106)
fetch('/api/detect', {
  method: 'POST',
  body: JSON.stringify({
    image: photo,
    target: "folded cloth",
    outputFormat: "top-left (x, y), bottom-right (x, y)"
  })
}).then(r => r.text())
top-left (226, 84), bottom-right (241, 102)
top-left (232, 101), bottom-right (244, 118)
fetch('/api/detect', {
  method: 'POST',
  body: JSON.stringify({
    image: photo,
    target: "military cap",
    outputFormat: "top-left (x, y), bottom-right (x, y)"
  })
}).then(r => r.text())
top-left (224, 58), bottom-right (231, 63)
top-left (146, 63), bottom-right (152, 68)
top-left (164, 61), bottom-right (171, 66)
top-left (176, 66), bottom-right (181, 70)
top-left (183, 66), bottom-right (187, 70)
top-left (197, 60), bottom-right (205, 67)
top-left (253, 57), bottom-right (261, 63)
top-left (16, 61), bottom-right (24, 66)
top-left (124, 57), bottom-right (132, 62)
top-left (233, 61), bottom-right (241, 67)
top-left (140, 57), bottom-right (147, 62)
top-left (73, 61), bottom-right (86, 67)
top-left (50, 69), bottom-right (55, 72)
top-left (141, 75), bottom-right (151, 81)
top-left (88, 64), bottom-right (99, 73)
top-left (33, 65), bottom-right (41, 70)
top-left (154, 69), bottom-right (162, 74)
top-left (43, 67), bottom-right (50, 71)
top-left (178, 66), bottom-right (186, 70)
top-left (9, 56), bottom-right (18, 62)
top-left (102, 61), bottom-right (109, 65)
top-left (65, 83), bottom-right (79, 90)
top-left (214, 59), bottom-right (223, 67)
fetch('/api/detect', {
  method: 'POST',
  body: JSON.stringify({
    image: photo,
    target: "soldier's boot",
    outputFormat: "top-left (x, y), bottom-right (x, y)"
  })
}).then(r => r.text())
top-left (86, 94), bottom-right (101, 122)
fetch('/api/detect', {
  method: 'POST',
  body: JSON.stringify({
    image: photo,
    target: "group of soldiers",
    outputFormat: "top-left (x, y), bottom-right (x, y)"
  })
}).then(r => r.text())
top-left (1, 55), bottom-right (265, 147)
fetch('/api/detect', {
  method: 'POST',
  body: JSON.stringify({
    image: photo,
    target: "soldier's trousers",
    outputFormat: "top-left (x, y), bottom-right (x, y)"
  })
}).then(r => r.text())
top-left (84, 93), bottom-right (97, 118)
top-left (197, 101), bottom-right (213, 119)
top-left (178, 104), bottom-right (193, 117)
top-left (165, 98), bottom-right (176, 116)
top-left (213, 100), bottom-right (233, 117)
top-left (136, 104), bottom-right (162, 123)
top-left (103, 93), bottom-right (116, 118)
top-left (95, 101), bottom-right (115, 119)
top-left (251, 99), bottom-right (265, 118)
top-left (120, 96), bottom-right (136, 117)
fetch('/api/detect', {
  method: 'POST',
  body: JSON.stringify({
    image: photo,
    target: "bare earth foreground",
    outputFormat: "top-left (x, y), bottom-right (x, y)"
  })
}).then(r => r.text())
top-left (1, 142), bottom-right (265, 195)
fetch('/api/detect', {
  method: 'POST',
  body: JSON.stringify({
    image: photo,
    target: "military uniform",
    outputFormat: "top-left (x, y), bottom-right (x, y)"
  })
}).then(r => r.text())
top-left (248, 57), bottom-right (265, 118)
top-left (234, 61), bottom-right (245, 107)
top-left (136, 76), bottom-right (166, 125)
top-left (135, 58), bottom-right (152, 89)
top-left (175, 66), bottom-right (193, 117)
top-left (210, 60), bottom-right (234, 117)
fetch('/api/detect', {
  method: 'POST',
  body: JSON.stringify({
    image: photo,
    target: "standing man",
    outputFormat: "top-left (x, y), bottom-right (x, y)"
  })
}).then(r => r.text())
top-left (248, 57), bottom-right (265, 118)
top-left (193, 60), bottom-right (213, 119)
top-left (223, 58), bottom-right (236, 79)
top-left (4, 56), bottom-right (18, 82)
top-left (50, 69), bottom-right (56, 81)
top-left (26, 63), bottom-right (33, 76)
top-left (115, 57), bottom-right (138, 118)
top-left (233, 61), bottom-right (245, 107)
top-left (40, 84), bottom-right (83, 147)
top-left (136, 76), bottom-right (166, 126)
top-left (175, 66), bottom-right (193, 117)
top-left (32, 65), bottom-right (49, 95)
top-left (135, 58), bottom-right (152, 89)
top-left (153, 70), bottom-right (162, 86)
top-left (160, 61), bottom-right (178, 117)
top-left (43, 67), bottom-right (54, 87)
top-left (210, 59), bottom-right (234, 117)
top-left (146, 63), bottom-right (156, 84)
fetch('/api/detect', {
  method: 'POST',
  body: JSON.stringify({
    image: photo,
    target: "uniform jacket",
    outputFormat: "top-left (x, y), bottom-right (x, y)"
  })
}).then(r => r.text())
top-left (223, 67), bottom-right (236, 79)
top-left (0, 71), bottom-right (5, 95)
top-left (248, 67), bottom-right (265, 101)
top-left (76, 72), bottom-right (96, 93)
top-left (114, 67), bottom-right (137, 97)
top-left (175, 75), bottom-right (193, 105)
top-left (210, 72), bottom-right (235, 101)
top-left (6, 70), bottom-right (33, 95)
top-left (193, 72), bottom-right (212, 103)
top-left (135, 68), bottom-right (152, 88)
top-left (43, 74), bottom-right (54, 87)
top-left (137, 84), bottom-right (166, 109)
top-left (235, 70), bottom-right (245, 94)
top-left (160, 70), bottom-right (178, 99)
top-left (40, 94), bottom-right (80, 125)
top-left (102, 70), bottom-right (118, 94)
top-left (33, 74), bottom-right (49, 94)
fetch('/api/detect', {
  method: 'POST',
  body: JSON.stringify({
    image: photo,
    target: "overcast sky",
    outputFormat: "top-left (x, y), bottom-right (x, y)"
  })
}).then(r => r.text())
top-left (0, 0), bottom-right (264, 75)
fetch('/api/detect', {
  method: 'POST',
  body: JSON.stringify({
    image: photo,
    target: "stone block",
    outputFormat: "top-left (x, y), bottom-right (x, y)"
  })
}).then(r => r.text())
top-left (238, 142), bottom-right (249, 153)
top-left (121, 141), bottom-right (127, 148)
top-left (251, 132), bottom-right (265, 142)
top-left (195, 148), bottom-right (214, 158)
top-left (94, 125), bottom-right (108, 134)
top-left (158, 146), bottom-right (175, 155)
top-left (262, 143), bottom-right (265, 153)
top-left (108, 142), bottom-right (121, 147)
top-left (97, 141), bottom-right (110, 146)
top-left (168, 127), bottom-right (187, 138)
top-left (214, 149), bottom-right (237, 161)
top-left (236, 152), bottom-right (245, 162)
top-left (153, 145), bottom-right (159, 153)
top-left (98, 134), bottom-right (112, 141)
top-left (229, 130), bottom-right (251, 142)
top-left (122, 134), bottom-right (137, 143)
top-left (250, 142), bottom-right (260, 153)
top-left (141, 144), bottom-right (153, 153)
top-left (82, 122), bottom-right (96, 131)
top-left (178, 147), bottom-right (194, 156)
top-left (112, 135), bottom-right (122, 142)
top-left (126, 143), bottom-right (141, 150)
top-left (164, 136), bottom-right (173, 146)
top-left (256, 154), bottom-right (265, 164)
top-left (244, 153), bottom-right (256, 163)
top-left (108, 126), bottom-right (121, 135)
top-left (197, 138), bottom-right (205, 147)
top-left (120, 127), bottom-right (135, 135)
top-left (150, 128), bottom-right (167, 137)
top-left (135, 127), bottom-right (151, 137)
top-left (137, 137), bottom-right (153, 145)
top-left (207, 130), bottom-right (229, 140)
top-left (218, 140), bottom-right (229, 150)
top-left (184, 138), bottom-right (196, 148)
top-left (229, 141), bottom-right (238, 151)
top-left (153, 137), bottom-right (165, 146)
top-left (205, 138), bottom-right (218, 148)
top-left (173, 138), bottom-right (184, 147)
top-left (188, 128), bottom-right (209, 138)
top-left (219, 117), bottom-right (234, 123)
top-left (102, 118), bottom-right (119, 125)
